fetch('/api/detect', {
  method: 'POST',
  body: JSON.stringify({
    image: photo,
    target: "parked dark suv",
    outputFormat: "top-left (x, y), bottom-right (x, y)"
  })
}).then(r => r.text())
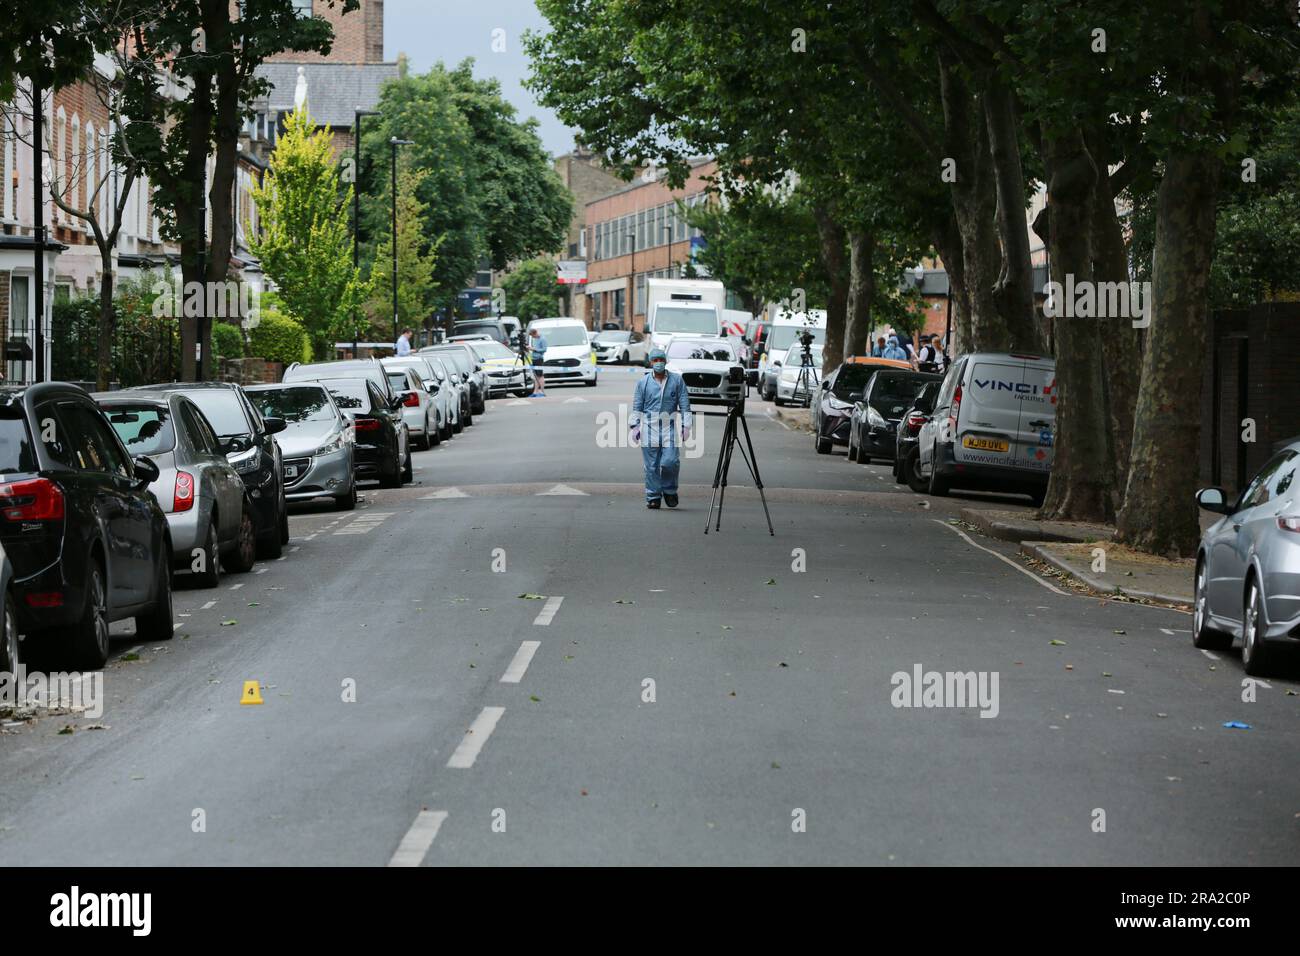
top-left (319, 378), bottom-right (412, 488)
top-left (0, 383), bottom-right (174, 668)
top-left (127, 383), bottom-right (289, 559)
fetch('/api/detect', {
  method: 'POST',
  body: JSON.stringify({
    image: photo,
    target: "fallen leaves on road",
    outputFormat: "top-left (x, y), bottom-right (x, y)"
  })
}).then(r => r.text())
top-left (613, 598), bottom-right (635, 604)
top-left (765, 578), bottom-right (776, 585)
top-left (120, 652), bottom-right (141, 662)
top-left (219, 620), bottom-right (237, 627)
top-left (518, 593), bottom-right (545, 600)
top-left (1050, 639), bottom-right (1066, 646)
top-left (57, 724), bottom-right (74, 735)
top-left (529, 695), bottom-right (541, 702)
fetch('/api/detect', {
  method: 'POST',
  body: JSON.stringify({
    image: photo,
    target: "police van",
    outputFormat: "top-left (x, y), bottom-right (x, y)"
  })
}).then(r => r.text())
top-left (916, 351), bottom-right (1056, 506)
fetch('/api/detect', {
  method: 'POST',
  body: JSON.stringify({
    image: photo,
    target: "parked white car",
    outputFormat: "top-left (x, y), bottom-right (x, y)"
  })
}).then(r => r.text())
top-left (527, 317), bottom-right (598, 387)
top-left (662, 335), bottom-right (746, 407)
top-left (593, 329), bottom-right (649, 365)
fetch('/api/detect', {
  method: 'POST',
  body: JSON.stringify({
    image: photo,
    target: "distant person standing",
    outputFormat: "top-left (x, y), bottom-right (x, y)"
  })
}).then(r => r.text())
top-left (529, 327), bottom-right (548, 397)
top-left (917, 335), bottom-right (941, 373)
top-left (870, 336), bottom-right (887, 358)
top-left (630, 347), bottom-right (692, 509)
top-left (882, 335), bottom-right (909, 362)
top-left (395, 328), bottom-right (413, 356)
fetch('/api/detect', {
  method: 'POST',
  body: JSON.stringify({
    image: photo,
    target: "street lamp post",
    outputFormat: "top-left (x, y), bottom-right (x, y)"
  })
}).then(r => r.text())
top-left (389, 137), bottom-right (415, 346)
top-left (626, 232), bottom-right (635, 329)
top-left (31, 77), bottom-right (45, 383)
top-left (663, 224), bottom-right (673, 278)
top-left (352, 109), bottom-right (378, 357)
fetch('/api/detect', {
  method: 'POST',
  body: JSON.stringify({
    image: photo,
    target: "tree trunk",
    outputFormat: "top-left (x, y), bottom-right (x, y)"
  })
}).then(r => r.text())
top-left (981, 76), bottom-right (1039, 351)
top-left (96, 247), bottom-right (116, 391)
top-left (179, 62), bottom-right (214, 381)
top-left (1037, 130), bottom-right (1115, 522)
top-left (813, 204), bottom-right (849, 376)
top-left (843, 228), bottom-right (874, 359)
top-left (929, 210), bottom-right (969, 355)
top-left (938, 58), bottom-right (1007, 353)
top-left (1087, 128), bottom-right (1141, 506)
top-left (1115, 152), bottom-right (1222, 556)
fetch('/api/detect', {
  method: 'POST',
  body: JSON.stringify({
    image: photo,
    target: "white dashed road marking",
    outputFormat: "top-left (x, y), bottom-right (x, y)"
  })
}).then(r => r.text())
top-left (388, 810), bottom-right (449, 867)
top-left (500, 640), bottom-right (541, 683)
top-left (533, 596), bottom-right (564, 626)
top-left (200, 600), bottom-right (216, 610)
top-left (537, 484), bottom-right (587, 496)
top-left (228, 583), bottom-right (244, 591)
top-left (446, 706), bottom-right (506, 769)
top-left (421, 488), bottom-right (469, 499)
top-left (1200, 649), bottom-right (1220, 661)
top-left (335, 512), bottom-right (394, 534)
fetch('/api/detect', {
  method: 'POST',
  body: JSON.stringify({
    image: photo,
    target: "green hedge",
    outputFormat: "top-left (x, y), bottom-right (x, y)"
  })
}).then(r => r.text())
top-left (248, 310), bottom-right (311, 366)
top-left (52, 288), bottom-right (181, 387)
top-left (212, 321), bottom-right (244, 361)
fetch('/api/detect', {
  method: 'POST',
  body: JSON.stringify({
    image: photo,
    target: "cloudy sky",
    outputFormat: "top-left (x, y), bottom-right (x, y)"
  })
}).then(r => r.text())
top-left (384, 0), bottom-right (578, 157)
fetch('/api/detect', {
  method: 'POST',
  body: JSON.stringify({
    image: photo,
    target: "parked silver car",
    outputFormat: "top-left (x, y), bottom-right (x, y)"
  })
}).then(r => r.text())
top-left (423, 352), bottom-right (466, 434)
top-left (1194, 441), bottom-right (1300, 675)
top-left (244, 383), bottom-right (358, 511)
top-left (382, 363), bottom-right (439, 450)
top-left (95, 391), bottom-right (257, 586)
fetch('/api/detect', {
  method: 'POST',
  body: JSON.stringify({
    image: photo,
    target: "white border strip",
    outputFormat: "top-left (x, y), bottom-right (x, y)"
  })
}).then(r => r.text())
top-left (933, 519), bottom-right (1070, 596)
top-left (388, 810), bottom-right (448, 867)
top-left (533, 595), bottom-right (564, 626)
top-left (500, 640), bottom-right (541, 684)
top-left (446, 706), bottom-right (506, 769)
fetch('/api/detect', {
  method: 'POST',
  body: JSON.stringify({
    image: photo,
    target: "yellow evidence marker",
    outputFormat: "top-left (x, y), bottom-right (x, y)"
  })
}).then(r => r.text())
top-left (241, 680), bottom-right (264, 705)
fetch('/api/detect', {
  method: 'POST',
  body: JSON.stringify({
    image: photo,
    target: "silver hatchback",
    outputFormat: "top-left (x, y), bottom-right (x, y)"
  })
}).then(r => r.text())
top-left (1194, 441), bottom-right (1300, 674)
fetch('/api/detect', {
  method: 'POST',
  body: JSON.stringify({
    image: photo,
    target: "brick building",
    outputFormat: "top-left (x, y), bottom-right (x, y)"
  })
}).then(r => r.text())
top-left (584, 157), bottom-right (716, 331)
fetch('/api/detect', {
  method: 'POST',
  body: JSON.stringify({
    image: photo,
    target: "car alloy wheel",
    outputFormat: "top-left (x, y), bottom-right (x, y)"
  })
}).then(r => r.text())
top-left (67, 562), bottom-right (110, 670)
top-left (1191, 561), bottom-right (1228, 649)
top-left (228, 508), bottom-right (258, 572)
top-left (1241, 579), bottom-right (1273, 675)
top-left (194, 519), bottom-right (221, 588)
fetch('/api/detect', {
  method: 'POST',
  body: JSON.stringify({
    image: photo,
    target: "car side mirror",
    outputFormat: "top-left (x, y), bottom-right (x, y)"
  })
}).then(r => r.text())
top-left (263, 417), bottom-right (287, 435)
top-left (1196, 487), bottom-right (1231, 514)
top-left (424, 380), bottom-right (439, 393)
top-left (849, 391), bottom-right (864, 403)
top-left (131, 456), bottom-right (160, 488)
top-left (390, 397), bottom-right (403, 411)
top-left (820, 380), bottom-right (830, 390)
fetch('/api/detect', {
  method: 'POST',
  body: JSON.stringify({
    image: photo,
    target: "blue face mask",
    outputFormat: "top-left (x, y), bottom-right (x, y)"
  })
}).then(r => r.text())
top-left (651, 360), bottom-right (667, 373)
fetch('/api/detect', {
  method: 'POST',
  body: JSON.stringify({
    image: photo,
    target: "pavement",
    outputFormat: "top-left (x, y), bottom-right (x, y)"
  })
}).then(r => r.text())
top-left (1, 369), bottom-right (1297, 865)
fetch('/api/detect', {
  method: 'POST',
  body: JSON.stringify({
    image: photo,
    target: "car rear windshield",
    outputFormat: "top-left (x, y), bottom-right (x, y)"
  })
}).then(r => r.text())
top-left (287, 362), bottom-right (386, 392)
top-left (768, 325), bottom-right (825, 353)
top-left (386, 372), bottom-right (412, 392)
top-left (433, 349), bottom-right (470, 373)
top-left (104, 404), bottom-right (176, 456)
top-left (871, 374), bottom-right (938, 409)
top-left (668, 340), bottom-right (735, 361)
top-left (323, 379), bottom-right (372, 413)
top-left (535, 325), bottom-right (588, 346)
top-left (469, 342), bottom-right (514, 361)
top-left (0, 410), bottom-right (37, 475)
top-left (183, 390), bottom-right (250, 438)
top-left (455, 323), bottom-right (505, 341)
top-left (249, 386), bottom-right (335, 424)
top-left (595, 331), bottom-right (630, 343)
top-left (831, 365), bottom-right (876, 400)
top-left (653, 307), bottom-right (718, 335)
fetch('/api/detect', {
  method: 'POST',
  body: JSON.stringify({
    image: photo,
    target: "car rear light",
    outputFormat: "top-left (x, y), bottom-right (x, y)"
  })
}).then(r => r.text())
top-left (173, 471), bottom-right (195, 512)
top-left (354, 417), bottom-right (381, 431)
top-left (24, 592), bottom-right (63, 608)
top-left (907, 413), bottom-right (927, 429)
top-left (1278, 516), bottom-right (1300, 533)
top-left (948, 384), bottom-right (962, 434)
top-left (0, 477), bottom-right (65, 521)
top-left (403, 392), bottom-right (420, 407)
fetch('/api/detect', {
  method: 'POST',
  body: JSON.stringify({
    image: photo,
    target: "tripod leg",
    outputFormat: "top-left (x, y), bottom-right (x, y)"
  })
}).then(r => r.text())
top-left (737, 413), bottom-right (775, 536)
top-left (714, 412), bottom-right (738, 532)
top-left (705, 414), bottom-right (734, 533)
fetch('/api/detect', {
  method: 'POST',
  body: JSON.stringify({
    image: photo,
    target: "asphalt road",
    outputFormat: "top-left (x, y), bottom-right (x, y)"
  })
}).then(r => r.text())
top-left (2, 367), bottom-right (1298, 865)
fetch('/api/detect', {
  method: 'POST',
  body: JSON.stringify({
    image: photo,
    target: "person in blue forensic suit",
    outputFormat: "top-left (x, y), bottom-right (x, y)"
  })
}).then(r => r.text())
top-left (629, 347), bottom-right (693, 509)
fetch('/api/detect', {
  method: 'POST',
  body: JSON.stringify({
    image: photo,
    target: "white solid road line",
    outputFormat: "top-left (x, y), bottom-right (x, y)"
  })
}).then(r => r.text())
top-left (500, 640), bottom-right (541, 683)
top-left (533, 595), bottom-right (564, 625)
top-left (387, 810), bottom-right (449, 867)
top-left (934, 520), bottom-right (1070, 596)
top-left (446, 706), bottom-right (506, 769)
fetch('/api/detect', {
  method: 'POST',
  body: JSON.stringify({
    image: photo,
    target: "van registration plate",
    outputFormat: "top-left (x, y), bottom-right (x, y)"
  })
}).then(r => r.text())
top-left (963, 436), bottom-right (1009, 453)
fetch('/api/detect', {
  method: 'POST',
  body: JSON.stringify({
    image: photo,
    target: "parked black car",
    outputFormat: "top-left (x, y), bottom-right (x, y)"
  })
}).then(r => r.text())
top-left (319, 378), bottom-right (412, 488)
top-left (127, 383), bottom-right (289, 559)
top-left (893, 381), bottom-right (941, 492)
top-left (813, 364), bottom-right (882, 454)
top-left (847, 369), bottom-right (943, 464)
top-left (0, 383), bottom-right (174, 669)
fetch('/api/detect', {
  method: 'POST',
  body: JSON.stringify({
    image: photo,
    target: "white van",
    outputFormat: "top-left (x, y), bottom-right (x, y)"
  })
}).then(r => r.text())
top-left (757, 309), bottom-right (827, 401)
top-left (645, 278), bottom-right (725, 352)
top-left (916, 351), bottom-right (1056, 505)
top-left (526, 317), bottom-right (598, 387)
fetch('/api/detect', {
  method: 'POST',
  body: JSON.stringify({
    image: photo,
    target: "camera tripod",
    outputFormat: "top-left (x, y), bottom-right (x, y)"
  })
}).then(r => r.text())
top-left (512, 330), bottom-right (534, 396)
top-left (790, 344), bottom-right (819, 407)
top-left (704, 401), bottom-right (774, 536)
